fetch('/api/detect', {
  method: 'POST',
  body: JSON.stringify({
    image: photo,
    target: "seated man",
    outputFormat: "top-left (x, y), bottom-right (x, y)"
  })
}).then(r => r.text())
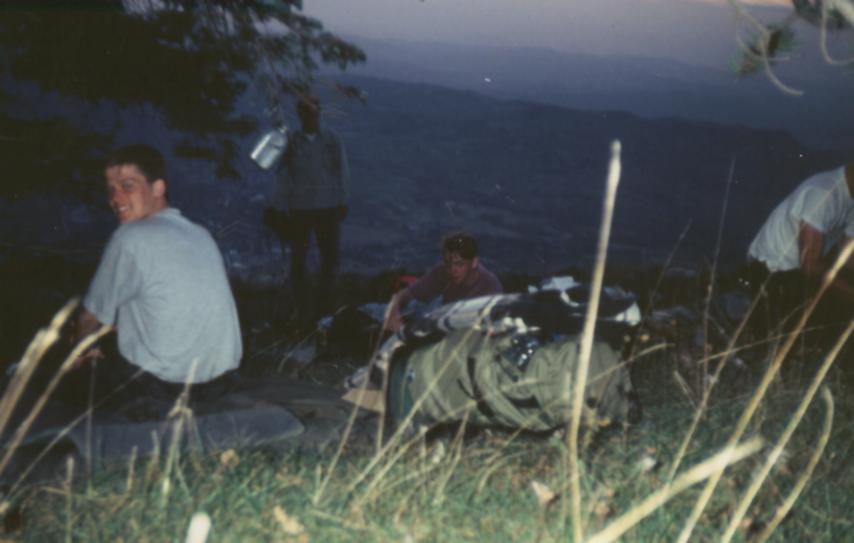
top-left (385, 231), bottom-right (503, 332)
top-left (70, 144), bottom-right (242, 417)
top-left (747, 162), bottom-right (853, 338)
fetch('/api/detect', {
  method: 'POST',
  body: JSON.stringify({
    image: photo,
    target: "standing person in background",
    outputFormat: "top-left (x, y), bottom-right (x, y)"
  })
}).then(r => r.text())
top-left (747, 163), bottom-right (854, 341)
top-left (269, 95), bottom-right (351, 330)
top-left (385, 231), bottom-right (503, 332)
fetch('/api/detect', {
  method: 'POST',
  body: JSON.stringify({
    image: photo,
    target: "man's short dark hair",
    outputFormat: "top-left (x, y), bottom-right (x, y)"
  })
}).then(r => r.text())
top-left (442, 231), bottom-right (478, 259)
top-left (105, 144), bottom-right (166, 184)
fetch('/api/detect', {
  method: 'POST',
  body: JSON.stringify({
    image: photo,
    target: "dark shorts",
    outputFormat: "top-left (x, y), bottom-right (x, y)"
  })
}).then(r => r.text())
top-left (58, 334), bottom-right (238, 421)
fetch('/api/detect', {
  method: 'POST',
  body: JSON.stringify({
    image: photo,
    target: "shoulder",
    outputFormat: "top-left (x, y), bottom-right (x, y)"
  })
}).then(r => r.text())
top-left (425, 262), bottom-right (447, 279)
top-left (478, 264), bottom-right (503, 289)
top-left (407, 262), bottom-right (447, 296)
top-left (115, 209), bottom-right (209, 247)
top-left (108, 219), bottom-right (151, 249)
top-left (801, 167), bottom-right (844, 193)
top-left (797, 169), bottom-right (848, 208)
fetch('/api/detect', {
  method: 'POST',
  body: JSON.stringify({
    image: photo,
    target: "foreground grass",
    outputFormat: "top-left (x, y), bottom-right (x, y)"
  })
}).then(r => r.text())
top-left (10, 356), bottom-right (854, 542)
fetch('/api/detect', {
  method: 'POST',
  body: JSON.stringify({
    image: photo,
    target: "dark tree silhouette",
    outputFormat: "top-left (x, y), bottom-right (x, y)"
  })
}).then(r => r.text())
top-left (0, 0), bottom-right (365, 195)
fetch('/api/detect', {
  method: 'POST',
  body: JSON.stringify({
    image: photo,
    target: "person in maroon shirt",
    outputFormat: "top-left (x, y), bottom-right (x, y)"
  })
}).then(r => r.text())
top-left (385, 231), bottom-right (503, 331)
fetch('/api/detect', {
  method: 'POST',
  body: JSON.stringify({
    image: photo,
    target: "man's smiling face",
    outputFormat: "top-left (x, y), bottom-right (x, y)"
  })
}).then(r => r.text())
top-left (105, 164), bottom-right (166, 224)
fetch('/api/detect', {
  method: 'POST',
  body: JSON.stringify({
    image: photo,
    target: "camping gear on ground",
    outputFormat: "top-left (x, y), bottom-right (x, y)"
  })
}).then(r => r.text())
top-left (350, 282), bottom-right (642, 434)
top-left (250, 125), bottom-right (288, 170)
top-left (317, 303), bottom-right (388, 358)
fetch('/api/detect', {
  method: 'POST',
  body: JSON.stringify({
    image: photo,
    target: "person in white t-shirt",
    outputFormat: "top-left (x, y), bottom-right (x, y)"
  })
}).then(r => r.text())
top-left (747, 163), bottom-right (854, 335)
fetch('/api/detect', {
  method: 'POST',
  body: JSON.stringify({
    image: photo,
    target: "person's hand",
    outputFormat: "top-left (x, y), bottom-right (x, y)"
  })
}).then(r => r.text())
top-left (71, 346), bottom-right (105, 371)
top-left (384, 312), bottom-right (403, 333)
top-left (383, 297), bottom-right (404, 332)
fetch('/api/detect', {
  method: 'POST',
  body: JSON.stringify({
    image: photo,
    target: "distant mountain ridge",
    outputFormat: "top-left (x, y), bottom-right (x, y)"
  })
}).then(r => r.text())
top-left (1, 73), bottom-right (848, 279)
top-left (327, 74), bottom-right (847, 273)
top-left (335, 36), bottom-right (854, 151)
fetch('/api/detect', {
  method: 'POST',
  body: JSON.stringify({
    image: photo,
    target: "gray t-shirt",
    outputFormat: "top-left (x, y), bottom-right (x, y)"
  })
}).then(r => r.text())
top-left (84, 208), bottom-right (242, 383)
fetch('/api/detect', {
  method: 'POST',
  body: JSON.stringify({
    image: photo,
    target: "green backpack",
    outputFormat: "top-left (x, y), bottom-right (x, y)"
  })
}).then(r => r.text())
top-left (383, 286), bottom-right (641, 433)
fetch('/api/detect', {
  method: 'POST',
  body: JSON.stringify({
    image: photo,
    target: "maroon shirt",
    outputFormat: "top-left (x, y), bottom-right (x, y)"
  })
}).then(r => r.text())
top-left (406, 262), bottom-right (503, 304)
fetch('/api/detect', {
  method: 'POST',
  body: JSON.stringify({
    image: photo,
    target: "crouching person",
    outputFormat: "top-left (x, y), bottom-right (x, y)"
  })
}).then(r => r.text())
top-left (367, 286), bottom-right (641, 436)
top-left (385, 231), bottom-right (503, 332)
top-left (67, 145), bottom-right (242, 419)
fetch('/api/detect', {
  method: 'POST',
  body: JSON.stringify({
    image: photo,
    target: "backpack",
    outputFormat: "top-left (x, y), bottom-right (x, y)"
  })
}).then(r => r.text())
top-left (381, 286), bottom-right (642, 433)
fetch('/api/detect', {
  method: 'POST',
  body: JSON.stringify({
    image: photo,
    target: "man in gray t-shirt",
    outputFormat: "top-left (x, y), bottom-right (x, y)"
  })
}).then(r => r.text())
top-left (72, 145), bottom-right (242, 410)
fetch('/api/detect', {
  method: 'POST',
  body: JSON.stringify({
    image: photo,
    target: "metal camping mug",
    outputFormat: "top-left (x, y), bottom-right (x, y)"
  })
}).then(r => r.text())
top-left (250, 125), bottom-right (288, 170)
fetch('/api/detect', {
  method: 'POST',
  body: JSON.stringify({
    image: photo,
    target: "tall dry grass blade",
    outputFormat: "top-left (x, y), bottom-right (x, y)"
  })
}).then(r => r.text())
top-left (666, 289), bottom-right (764, 482)
top-left (0, 322), bottom-right (111, 478)
top-left (585, 438), bottom-right (763, 543)
top-left (64, 454), bottom-right (74, 543)
top-left (623, 221), bottom-right (690, 366)
top-left (0, 298), bottom-right (78, 442)
top-left (471, 423), bottom-right (532, 498)
top-left (753, 386), bottom-right (836, 543)
top-left (85, 365), bottom-right (95, 482)
top-left (720, 320), bottom-right (851, 543)
top-left (672, 370), bottom-right (698, 409)
top-left (350, 375), bottom-right (534, 508)
top-left (373, 300), bottom-right (398, 454)
top-left (675, 239), bottom-right (853, 543)
top-left (567, 139), bottom-right (622, 543)
top-left (341, 301), bottom-right (501, 502)
top-left (701, 158), bottom-right (735, 388)
top-left (185, 511), bottom-right (212, 543)
top-left (312, 361), bottom-right (375, 505)
top-left (125, 446), bottom-right (138, 494)
top-left (314, 297), bottom-right (408, 505)
top-left (430, 411), bottom-right (469, 507)
top-left (160, 363), bottom-right (199, 508)
top-left (348, 425), bottom-right (427, 511)
top-left (348, 335), bottom-right (546, 507)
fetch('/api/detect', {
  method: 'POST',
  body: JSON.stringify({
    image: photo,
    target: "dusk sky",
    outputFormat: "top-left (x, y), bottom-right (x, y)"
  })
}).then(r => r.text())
top-left (305, 0), bottom-right (793, 67)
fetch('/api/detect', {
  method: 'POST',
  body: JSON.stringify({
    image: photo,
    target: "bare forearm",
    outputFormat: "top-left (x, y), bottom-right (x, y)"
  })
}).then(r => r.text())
top-left (825, 238), bottom-right (854, 300)
top-left (385, 290), bottom-right (412, 332)
top-left (73, 309), bottom-right (103, 344)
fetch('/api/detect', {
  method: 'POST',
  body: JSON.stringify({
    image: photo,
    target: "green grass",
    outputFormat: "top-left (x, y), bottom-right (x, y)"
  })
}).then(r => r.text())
top-left (7, 354), bottom-right (853, 542)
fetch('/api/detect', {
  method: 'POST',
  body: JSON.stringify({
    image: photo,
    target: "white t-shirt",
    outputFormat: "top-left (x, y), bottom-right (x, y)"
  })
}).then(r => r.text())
top-left (748, 166), bottom-right (854, 272)
top-left (84, 208), bottom-right (242, 383)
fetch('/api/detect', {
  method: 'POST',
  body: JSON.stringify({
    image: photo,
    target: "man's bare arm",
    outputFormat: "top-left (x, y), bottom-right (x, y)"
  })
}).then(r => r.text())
top-left (798, 222), bottom-right (825, 278)
top-left (70, 309), bottom-right (111, 368)
top-left (799, 224), bottom-right (854, 301)
top-left (384, 289), bottom-right (412, 332)
top-left (73, 309), bottom-right (102, 344)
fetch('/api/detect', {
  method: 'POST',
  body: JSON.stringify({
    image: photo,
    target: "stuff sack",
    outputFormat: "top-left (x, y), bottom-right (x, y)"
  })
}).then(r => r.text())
top-left (382, 287), bottom-right (642, 433)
